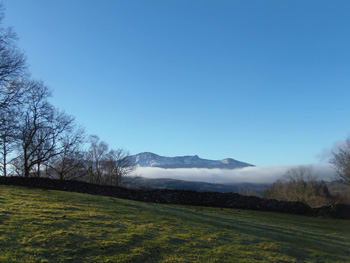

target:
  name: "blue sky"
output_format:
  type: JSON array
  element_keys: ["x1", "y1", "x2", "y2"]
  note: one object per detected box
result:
[{"x1": 3, "y1": 0, "x2": 350, "y2": 166}]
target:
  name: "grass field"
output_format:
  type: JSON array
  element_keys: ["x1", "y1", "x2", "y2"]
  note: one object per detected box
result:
[{"x1": 0, "y1": 185, "x2": 349, "y2": 262}]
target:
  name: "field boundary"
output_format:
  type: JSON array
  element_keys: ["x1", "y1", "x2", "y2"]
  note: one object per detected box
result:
[{"x1": 1, "y1": 176, "x2": 349, "y2": 219}]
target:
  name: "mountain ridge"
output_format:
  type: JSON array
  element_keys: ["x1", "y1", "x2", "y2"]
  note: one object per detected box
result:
[{"x1": 128, "y1": 152, "x2": 254, "y2": 169}]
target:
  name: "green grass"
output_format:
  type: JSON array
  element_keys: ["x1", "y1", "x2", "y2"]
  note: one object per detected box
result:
[{"x1": 0, "y1": 185, "x2": 349, "y2": 262}]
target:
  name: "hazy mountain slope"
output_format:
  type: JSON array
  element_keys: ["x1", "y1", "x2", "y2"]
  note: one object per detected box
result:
[
  {"x1": 128, "y1": 152, "x2": 254, "y2": 169},
  {"x1": 136, "y1": 177, "x2": 269, "y2": 195}
]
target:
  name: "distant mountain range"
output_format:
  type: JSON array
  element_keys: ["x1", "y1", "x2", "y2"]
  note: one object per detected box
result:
[{"x1": 128, "y1": 152, "x2": 254, "y2": 169}]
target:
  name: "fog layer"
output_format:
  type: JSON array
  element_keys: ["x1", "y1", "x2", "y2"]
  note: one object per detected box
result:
[{"x1": 135, "y1": 164, "x2": 333, "y2": 184}]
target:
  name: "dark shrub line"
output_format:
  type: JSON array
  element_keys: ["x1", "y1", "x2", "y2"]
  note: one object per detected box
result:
[{"x1": 1, "y1": 177, "x2": 349, "y2": 219}]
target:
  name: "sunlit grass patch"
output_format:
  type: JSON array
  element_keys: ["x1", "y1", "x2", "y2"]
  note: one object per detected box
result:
[{"x1": 0, "y1": 185, "x2": 349, "y2": 262}]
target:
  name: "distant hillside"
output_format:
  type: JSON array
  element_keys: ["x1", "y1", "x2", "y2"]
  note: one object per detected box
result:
[
  {"x1": 128, "y1": 152, "x2": 254, "y2": 169},
  {"x1": 136, "y1": 177, "x2": 269, "y2": 196}
]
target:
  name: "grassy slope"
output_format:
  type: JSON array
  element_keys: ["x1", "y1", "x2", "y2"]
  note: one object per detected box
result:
[{"x1": 0, "y1": 186, "x2": 349, "y2": 263}]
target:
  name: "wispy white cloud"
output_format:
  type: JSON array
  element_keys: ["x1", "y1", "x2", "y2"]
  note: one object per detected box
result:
[
  {"x1": 317, "y1": 140, "x2": 345, "y2": 163},
  {"x1": 135, "y1": 164, "x2": 333, "y2": 184}
]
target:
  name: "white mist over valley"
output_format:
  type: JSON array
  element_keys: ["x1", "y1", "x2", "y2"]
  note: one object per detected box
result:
[{"x1": 130, "y1": 152, "x2": 333, "y2": 184}]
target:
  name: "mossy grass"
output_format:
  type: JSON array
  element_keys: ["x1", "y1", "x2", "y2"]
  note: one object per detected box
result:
[{"x1": 0, "y1": 185, "x2": 349, "y2": 262}]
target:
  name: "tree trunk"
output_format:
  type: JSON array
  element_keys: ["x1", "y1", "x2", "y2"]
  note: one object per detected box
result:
[
  {"x1": 37, "y1": 162, "x2": 41, "y2": 177},
  {"x1": 24, "y1": 162, "x2": 29, "y2": 177},
  {"x1": 24, "y1": 149, "x2": 29, "y2": 177},
  {"x1": 3, "y1": 151, "x2": 7, "y2": 177},
  {"x1": 2, "y1": 144, "x2": 6, "y2": 177}
]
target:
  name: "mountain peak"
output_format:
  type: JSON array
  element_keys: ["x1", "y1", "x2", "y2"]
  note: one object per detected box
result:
[{"x1": 128, "y1": 152, "x2": 253, "y2": 169}]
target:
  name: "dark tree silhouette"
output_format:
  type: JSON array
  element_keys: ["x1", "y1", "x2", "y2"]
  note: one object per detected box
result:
[{"x1": 17, "y1": 80, "x2": 75, "y2": 177}]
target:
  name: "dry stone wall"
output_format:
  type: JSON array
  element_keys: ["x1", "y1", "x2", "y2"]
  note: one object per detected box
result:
[{"x1": 0, "y1": 177, "x2": 349, "y2": 219}]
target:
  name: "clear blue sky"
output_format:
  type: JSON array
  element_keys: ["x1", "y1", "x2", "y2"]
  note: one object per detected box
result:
[{"x1": 3, "y1": 0, "x2": 350, "y2": 166}]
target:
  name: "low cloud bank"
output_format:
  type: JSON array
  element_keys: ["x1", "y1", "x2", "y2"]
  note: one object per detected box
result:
[{"x1": 135, "y1": 164, "x2": 334, "y2": 184}]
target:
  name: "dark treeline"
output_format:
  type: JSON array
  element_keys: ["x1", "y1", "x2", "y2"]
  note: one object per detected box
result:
[{"x1": 0, "y1": 6, "x2": 135, "y2": 186}]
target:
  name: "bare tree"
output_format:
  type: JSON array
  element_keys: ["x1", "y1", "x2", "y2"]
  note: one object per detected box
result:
[
  {"x1": 330, "y1": 137, "x2": 350, "y2": 186},
  {"x1": 0, "y1": 4, "x2": 26, "y2": 110},
  {"x1": 84, "y1": 135, "x2": 136, "y2": 186},
  {"x1": 31, "y1": 109, "x2": 75, "y2": 177},
  {"x1": 0, "y1": 3, "x2": 27, "y2": 176},
  {"x1": 18, "y1": 80, "x2": 52, "y2": 177},
  {"x1": 16, "y1": 79, "x2": 75, "y2": 177},
  {"x1": 0, "y1": 109, "x2": 18, "y2": 176},
  {"x1": 47, "y1": 126, "x2": 86, "y2": 180},
  {"x1": 0, "y1": 78, "x2": 27, "y2": 111},
  {"x1": 103, "y1": 148, "x2": 136, "y2": 186},
  {"x1": 85, "y1": 135, "x2": 108, "y2": 184},
  {"x1": 264, "y1": 180, "x2": 287, "y2": 200},
  {"x1": 264, "y1": 166, "x2": 331, "y2": 207},
  {"x1": 0, "y1": 80, "x2": 30, "y2": 176},
  {"x1": 0, "y1": 27, "x2": 26, "y2": 88},
  {"x1": 284, "y1": 166, "x2": 316, "y2": 201}
]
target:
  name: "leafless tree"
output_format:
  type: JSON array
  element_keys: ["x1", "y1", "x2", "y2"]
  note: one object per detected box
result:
[
  {"x1": 103, "y1": 148, "x2": 136, "y2": 186},
  {"x1": 84, "y1": 135, "x2": 136, "y2": 186},
  {"x1": 264, "y1": 166, "x2": 331, "y2": 207},
  {"x1": 0, "y1": 4, "x2": 26, "y2": 110},
  {"x1": 0, "y1": 78, "x2": 27, "y2": 111},
  {"x1": 85, "y1": 135, "x2": 109, "y2": 184},
  {"x1": 16, "y1": 80, "x2": 75, "y2": 177},
  {"x1": 284, "y1": 166, "x2": 316, "y2": 200},
  {"x1": 0, "y1": 109, "x2": 18, "y2": 176},
  {"x1": 0, "y1": 80, "x2": 30, "y2": 176},
  {"x1": 330, "y1": 137, "x2": 350, "y2": 186},
  {"x1": 264, "y1": 180, "x2": 287, "y2": 200},
  {"x1": 46, "y1": 126, "x2": 86, "y2": 180},
  {"x1": 31, "y1": 109, "x2": 75, "y2": 177},
  {"x1": 0, "y1": 28, "x2": 26, "y2": 88},
  {"x1": 0, "y1": 4, "x2": 27, "y2": 176}
]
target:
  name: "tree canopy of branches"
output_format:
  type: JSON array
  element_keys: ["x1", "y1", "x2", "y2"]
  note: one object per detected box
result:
[
  {"x1": 85, "y1": 135, "x2": 136, "y2": 186},
  {"x1": 46, "y1": 126, "x2": 85, "y2": 181},
  {"x1": 264, "y1": 166, "x2": 331, "y2": 207},
  {"x1": 0, "y1": 24, "x2": 25, "y2": 88},
  {"x1": 0, "y1": 4, "x2": 27, "y2": 177},
  {"x1": 330, "y1": 137, "x2": 350, "y2": 186},
  {"x1": 0, "y1": 4, "x2": 135, "y2": 187},
  {"x1": 11, "y1": 80, "x2": 75, "y2": 178},
  {"x1": 0, "y1": 5, "x2": 26, "y2": 109}
]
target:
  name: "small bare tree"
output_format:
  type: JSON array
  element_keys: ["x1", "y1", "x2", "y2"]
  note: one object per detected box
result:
[
  {"x1": 264, "y1": 166, "x2": 331, "y2": 207},
  {"x1": 103, "y1": 148, "x2": 136, "y2": 187},
  {"x1": 264, "y1": 179, "x2": 291, "y2": 201},
  {"x1": 330, "y1": 137, "x2": 350, "y2": 186},
  {"x1": 84, "y1": 135, "x2": 136, "y2": 186},
  {"x1": 47, "y1": 126, "x2": 86, "y2": 180},
  {"x1": 0, "y1": 108, "x2": 19, "y2": 176},
  {"x1": 85, "y1": 135, "x2": 108, "y2": 184}
]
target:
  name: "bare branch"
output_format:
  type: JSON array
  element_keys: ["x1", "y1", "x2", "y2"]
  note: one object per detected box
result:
[{"x1": 330, "y1": 137, "x2": 350, "y2": 185}]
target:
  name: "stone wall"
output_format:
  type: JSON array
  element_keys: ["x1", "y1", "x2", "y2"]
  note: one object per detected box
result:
[{"x1": 0, "y1": 177, "x2": 349, "y2": 219}]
